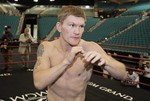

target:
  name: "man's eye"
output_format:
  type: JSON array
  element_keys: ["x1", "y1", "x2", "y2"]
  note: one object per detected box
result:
[
  {"x1": 70, "y1": 24, "x2": 75, "y2": 27},
  {"x1": 80, "y1": 25, "x2": 85, "y2": 28}
]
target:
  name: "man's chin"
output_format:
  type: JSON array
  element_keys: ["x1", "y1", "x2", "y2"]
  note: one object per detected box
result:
[
  {"x1": 69, "y1": 39, "x2": 81, "y2": 46},
  {"x1": 70, "y1": 44, "x2": 78, "y2": 46},
  {"x1": 70, "y1": 42, "x2": 80, "y2": 46}
]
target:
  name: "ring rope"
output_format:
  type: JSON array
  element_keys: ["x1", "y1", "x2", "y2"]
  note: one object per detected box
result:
[
  {"x1": 111, "y1": 54, "x2": 150, "y2": 61},
  {"x1": 93, "y1": 69, "x2": 150, "y2": 87},
  {"x1": 1, "y1": 40, "x2": 150, "y2": 50},
  {"x1": 0, "y1": 52, "x2": 37, "y2": 56},
  {"x1": 0, "y1": 60, "x2": 36, "y2": 65},
  {"x1": 0, "y1": 45, "x2": 38, "y2": 48},
  {"x1": 99, "y1": 43, "x2": 150, "y2": 50},
  {"x1": 126, "y1": 66, "x2": 150, "y2": 73}
]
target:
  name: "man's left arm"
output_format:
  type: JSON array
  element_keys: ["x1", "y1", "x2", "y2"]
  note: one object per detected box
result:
[{"x1": 87, "y1": 42, "x2": 127, "y2": 80}]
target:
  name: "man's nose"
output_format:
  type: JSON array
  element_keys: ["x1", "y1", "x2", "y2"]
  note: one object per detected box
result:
[{"x1": 74, "y1": 27, "x2": 80, "y2": 34}]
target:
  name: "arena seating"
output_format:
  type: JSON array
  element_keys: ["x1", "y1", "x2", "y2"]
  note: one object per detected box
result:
[
  {"x1": 84, "y1": 17, "x2": 100, "y2": 32},
  {"x1": 103, "y1": 17, "x2": 150, "y2": 54},
  {"x1": 121, "y1": 1, "x2": 150, "y2": 16},
  {"x1": 37, "y1": 16, "x2": 57, "y2": 39},
  {"x1": 82, "y1": 15, "x2": 139, "y2": 42}
]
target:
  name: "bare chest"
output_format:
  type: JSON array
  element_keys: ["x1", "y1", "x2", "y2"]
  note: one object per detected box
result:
[
  {"x1": 51, "y1": 52, "x2": 92, "y2": 76},
  {"x1": 49, "y1": 52, "x2": 93, "y2": 96}
]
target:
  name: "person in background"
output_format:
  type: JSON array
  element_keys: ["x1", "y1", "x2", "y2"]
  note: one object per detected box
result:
[
  {"x1": 121, "y1": 69, "x2": 140, "y2": 88},
  {"x1": 18, "y1": 27, "x2": 34, "y2": 70},
  {"x1": 140, "y1": 61, "x2": 150, "y2": 90},
  {"x1": 33, "y1": 6, "x2": 127, "y2": 101},
  {"x1": 128, "y1": 70, "x2": 140, "y2": 88},
  {"x1": 0, "y1": 25, "x2": 14, "y2": 72},
  {"x1": 143, "y1": 62, "x2": 150, "y2": 78}
]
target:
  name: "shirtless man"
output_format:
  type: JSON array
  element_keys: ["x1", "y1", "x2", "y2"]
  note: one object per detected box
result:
[{"x1": 33, "y1": 6, "x2": 127, "y2": 101}]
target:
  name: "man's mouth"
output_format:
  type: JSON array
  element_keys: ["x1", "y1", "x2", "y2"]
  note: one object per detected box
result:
[{"x1": 72, "y1": 37, "x2": 80, "y2": 39}]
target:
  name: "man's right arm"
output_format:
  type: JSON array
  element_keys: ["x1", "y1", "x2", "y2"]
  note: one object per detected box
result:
[{"x1": 33, "y1": 42, "x2": 70, "y2": 90}]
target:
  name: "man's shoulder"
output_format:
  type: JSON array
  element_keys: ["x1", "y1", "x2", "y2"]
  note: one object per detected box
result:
[
  {"x1": 81, "y1": 40, "x2": 103, "y2": 51},
  {"x1": 81, "y1": 39, "x2": 97, "y2": 47},
  {"x1": 19, "y1": 33, "x2": 24, "y2": 36},
  {"x1": 40, "y1": 41, "x2": 55, "y2": 49},
  {"x1": 40, "y1": 41, "x2": 52, "y2": 45}
]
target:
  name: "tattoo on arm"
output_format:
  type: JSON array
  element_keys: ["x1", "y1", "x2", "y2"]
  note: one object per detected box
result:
[
  {"x1": 37, "y1": 44, "x2": 44, "y2": 57},
  {"x1": 34, "y1": 44, "x2": 44, "y2": 69}
]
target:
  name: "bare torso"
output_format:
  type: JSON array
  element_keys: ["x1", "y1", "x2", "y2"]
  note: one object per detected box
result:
[{"x1": 47, "y1": 40, "x2": 93, "y2": 101}]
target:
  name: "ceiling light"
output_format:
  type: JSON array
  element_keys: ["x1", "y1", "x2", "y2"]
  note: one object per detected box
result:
[
  {"x1": 33, "y1": 0, "x2": 38, "y2": 2},
  {"x1": 50, "y1": 0, "x2": 55, "y2": 2}
]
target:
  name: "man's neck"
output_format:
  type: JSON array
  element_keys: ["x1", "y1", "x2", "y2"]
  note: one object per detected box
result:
[{"x1": 58, "y1": 39, "x2": 72, "y2": 53}]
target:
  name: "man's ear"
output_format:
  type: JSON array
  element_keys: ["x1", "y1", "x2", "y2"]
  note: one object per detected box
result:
[{"x1": 56, "y1": 22, "x2": 62, "y2": 33}]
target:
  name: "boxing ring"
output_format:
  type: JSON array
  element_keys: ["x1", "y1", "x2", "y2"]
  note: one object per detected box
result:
[{"x1": 0, "y1": 41, "x2": 150, "y2": 101}]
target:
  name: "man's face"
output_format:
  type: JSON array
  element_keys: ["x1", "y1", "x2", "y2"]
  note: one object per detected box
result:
[
  {"x1": 58, "y1": 15, "x2": 85, "y2": 46},
  {"x1": 6, "y1": 28, "x2": 11, "y2": 32},
  {"x1": 24, "y1": 28, "x2": 29, "y2": 34}
]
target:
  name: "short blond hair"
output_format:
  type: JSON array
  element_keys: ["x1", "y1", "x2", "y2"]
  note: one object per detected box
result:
[{"x1": 58, "y1": 6, "x2": 86, "y2": 23}]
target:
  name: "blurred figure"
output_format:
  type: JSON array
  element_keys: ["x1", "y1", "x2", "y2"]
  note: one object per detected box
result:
[
  {"x1": 143, "y1": 62, "x2": 150, "y2": 78},
  {"x1": 18, "y1": 27, "x2": 34, "y2": 70},
  {"x1": 140, "y1": 61, "x2": 150, "y2": 90},
  {"x1": 121, "y1": 70, "x2": 140, "y2": 88},
  {"x1": 0, "y1": 25, "x2": 14, "y2": 72},
  {"x1": 128, "y1": 70, "x2": 140, "y2": 88},
  {"x1": 138, "y1": 59, "x2": 144, "y2": 69}
]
